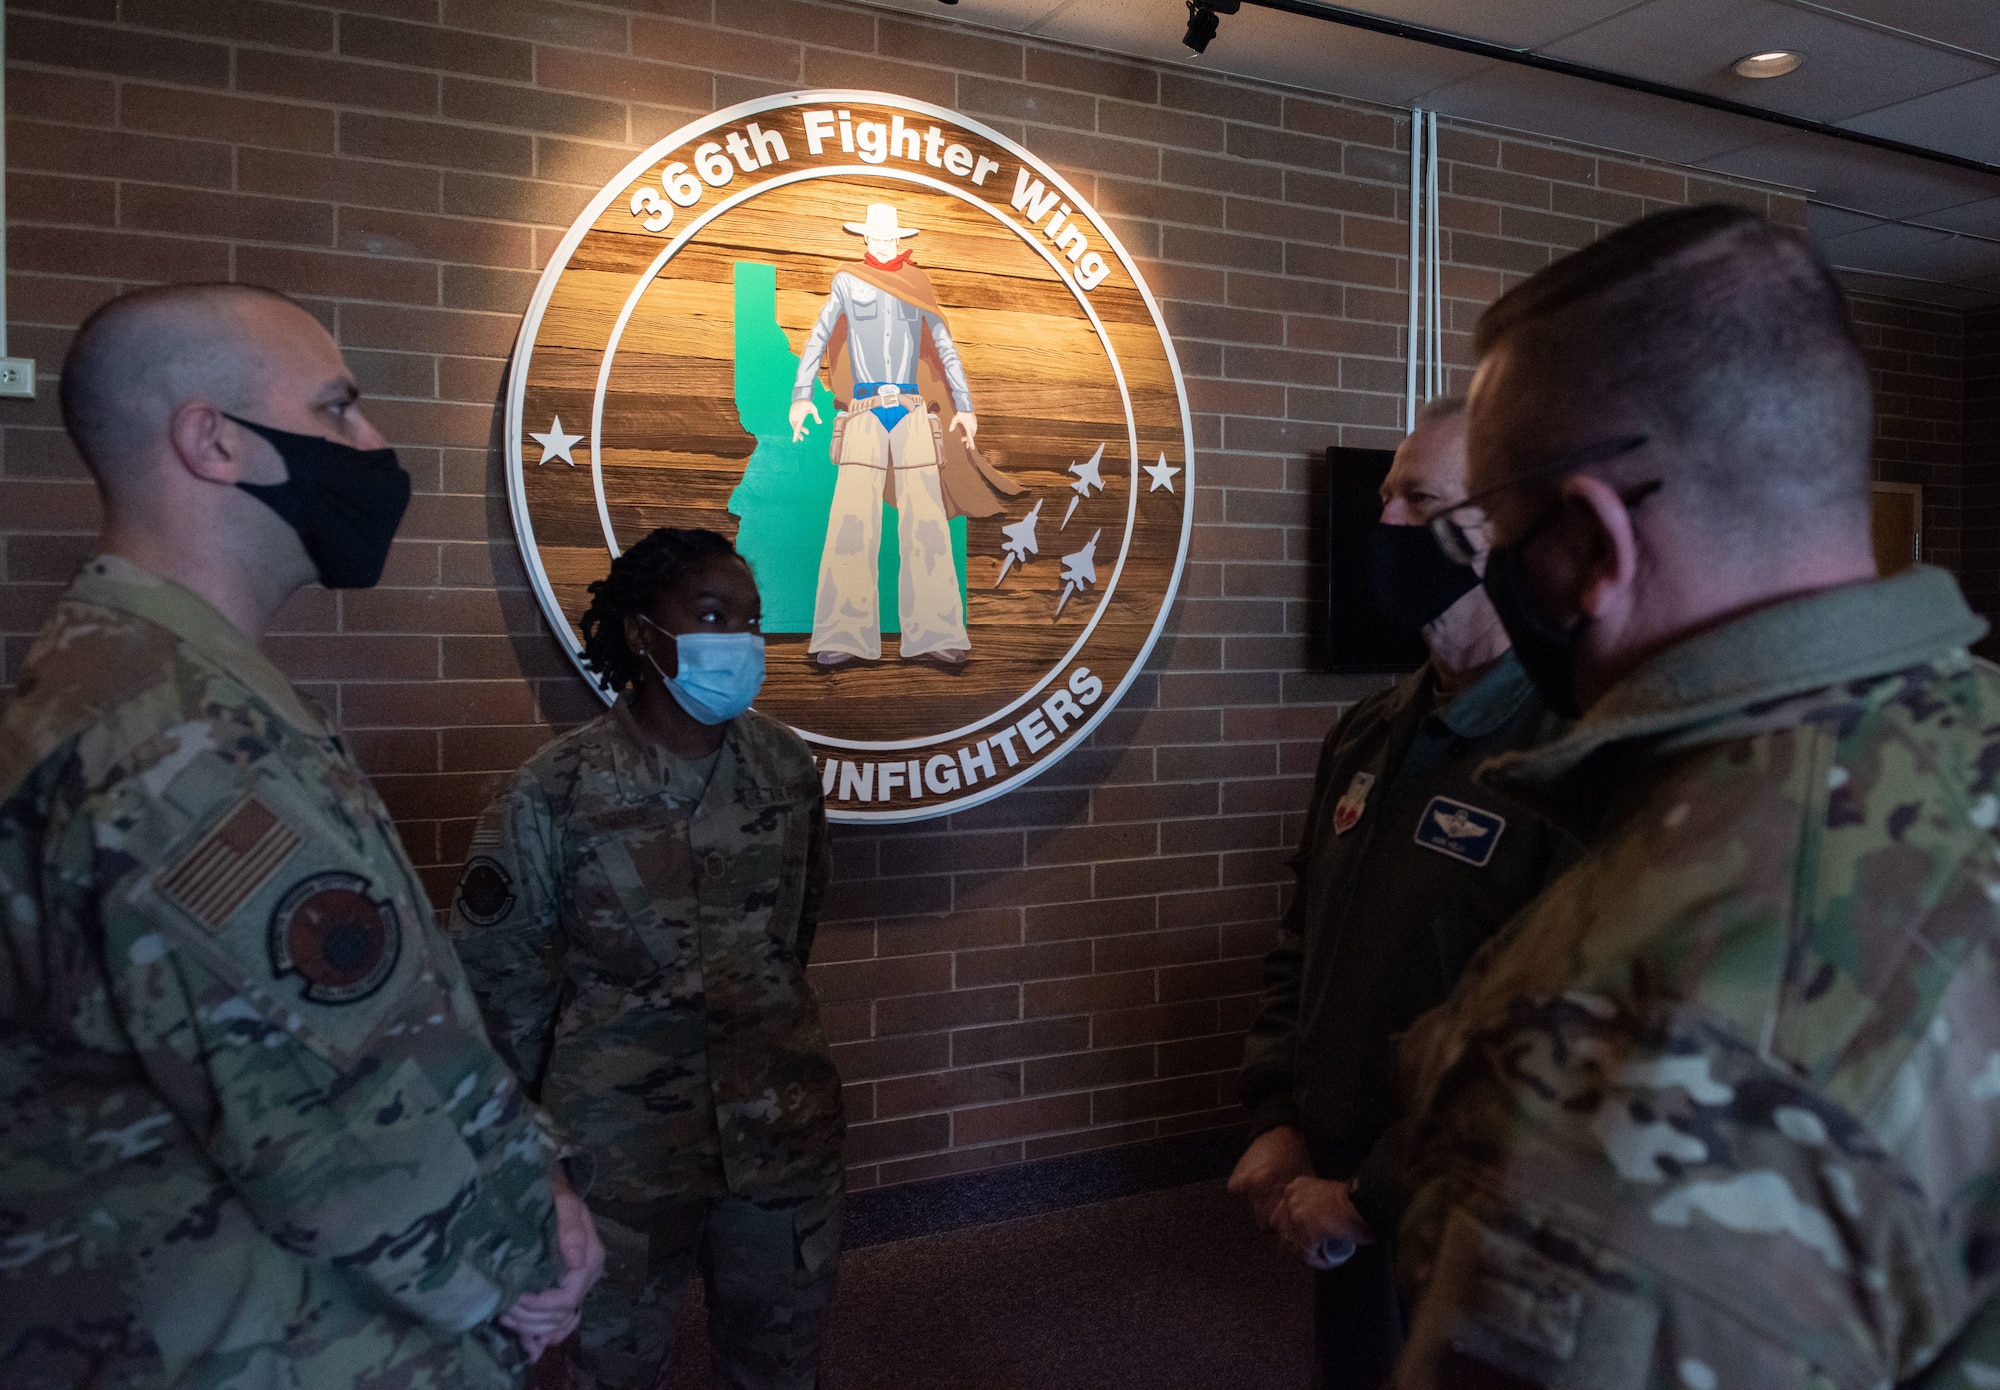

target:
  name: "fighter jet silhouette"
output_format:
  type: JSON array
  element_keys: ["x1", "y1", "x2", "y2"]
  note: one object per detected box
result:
[
  {"x1": 994, "y1": 498, "x2": 1043, "y2": 587},
  {"x1": 1056, "y1": 530, "x2": 1100, "y2": 617},
  {"x1": 1061, "y1": 443, "x2": 1105, "y2": 529}
]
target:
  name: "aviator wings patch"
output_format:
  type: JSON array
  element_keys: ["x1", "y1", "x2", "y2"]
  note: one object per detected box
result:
[{"x1": 1413, "y1": 795, "x2": 1507, "y2": 867}]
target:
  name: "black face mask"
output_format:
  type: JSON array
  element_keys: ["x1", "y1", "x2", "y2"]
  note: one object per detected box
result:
[
  {"x1": 227, "y1": 413, "x2": 411, "y2": 589},
  {"x1": 1482, "y1": 541, "x2": 1583, "y2": 719},
  {"x1": 1364, "y1": 522, "x2": 1480, "y2": 631}
]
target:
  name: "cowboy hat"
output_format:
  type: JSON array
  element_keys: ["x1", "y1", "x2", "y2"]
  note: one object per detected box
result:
[{"x1": 843, "y1": 203, "x2": 920, "y2": 239}]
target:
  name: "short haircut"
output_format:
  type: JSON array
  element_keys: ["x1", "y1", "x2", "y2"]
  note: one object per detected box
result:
[
  {"x1": 579, "y1": 527, "x2": 746, "y2": 692},
  {"x1": 1473, "y1": 205, "x2": 1872, "y2": 526},
  {"x1": 60, "y1": 282, "x2": 295, "y2": 476},
  {"x1": 1413, "y1": 395, "x2": 1466, "y2": 429}
]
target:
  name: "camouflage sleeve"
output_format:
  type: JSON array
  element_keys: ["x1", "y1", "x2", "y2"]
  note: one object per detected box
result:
[
  {"x1": 795, "y1": 779, "x2": 832, "y2": 967},
  {"x1": 76, "y1": 731, "x2": 565, "y2": 1339},
  {"x1": 1239, "y1": 723, "x2": 1347, "y2": 1137},
  {"x1": 449, "y1": 773, "x2": 565, "y2": 1090},
  {"x1": 1394, "y1": 984, "x2": 1964, "y2": 1390}
]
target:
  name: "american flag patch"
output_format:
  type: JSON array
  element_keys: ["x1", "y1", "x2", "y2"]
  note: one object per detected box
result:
[{"x1": 157, "y1": 797, "x2": 303, "y2": 933}]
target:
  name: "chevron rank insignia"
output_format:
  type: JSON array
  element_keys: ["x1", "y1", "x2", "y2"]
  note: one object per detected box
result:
[{"x1": 1414, "y1": 795, "x2": 1506, "y2": 867}]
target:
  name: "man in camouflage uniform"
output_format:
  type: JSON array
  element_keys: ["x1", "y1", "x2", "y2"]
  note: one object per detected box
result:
[
  {"x1": 451, "y1": 563, "x2": 843, "y2": 1390},
  {"x1": 0, "y1": 284, "x2": 599, "y2": 1388},
  {"x1": 1390, "y1": 207, "x2": 2000, "y2": 1389}
]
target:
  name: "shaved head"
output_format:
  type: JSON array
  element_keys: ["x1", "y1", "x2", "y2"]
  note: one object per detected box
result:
[
  {"x1": 1469, "y1": 206, "x2": 1872, "y2": 551},
  {"x1": 60, "y1": 283, "x2": 302, "y2": 481}
]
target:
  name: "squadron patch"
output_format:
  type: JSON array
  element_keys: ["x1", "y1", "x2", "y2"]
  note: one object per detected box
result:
[
  {"x1": 158, "y1": 796, "x2": 303, "y2": 933},
  {"x1": 1332, "y1": 772, "x2": 1376, "y2": 836},
  {"x1": 1414, "y1": 795, "x2": 1507, "y2": 867},
  {"x1": 456, "y1": 856, "x2": 516, "y2": 925},
  {"x1": 268, "y1": 871, "x2": 401, "y2": 1005}
]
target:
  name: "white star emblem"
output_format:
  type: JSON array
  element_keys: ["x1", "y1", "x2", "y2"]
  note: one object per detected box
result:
[
  {"x1": 1144, "y1": 453, "x2": 1180, "y2": 493},
  {"x1": 529, "y1": 415, "x2": 583, "y2": 467}
]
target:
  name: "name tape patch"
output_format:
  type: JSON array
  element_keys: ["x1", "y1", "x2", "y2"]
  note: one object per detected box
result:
[{"x1": 1414, "y1": 795, "x2": 1507, "y2": 867}]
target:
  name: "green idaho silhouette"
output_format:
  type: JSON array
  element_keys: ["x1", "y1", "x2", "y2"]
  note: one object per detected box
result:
[{"x1": 728, "y1": 260, "x2": 967, "y2": 635}]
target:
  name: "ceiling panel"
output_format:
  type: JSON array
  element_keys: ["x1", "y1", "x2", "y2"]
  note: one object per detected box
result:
[
  {"x1": 1268, "y1": 0, "x2": 1653, "y2": 50},
  {"x1": 1840, "y1": 73, "x2": 2000, "y2": 165},
  {"x1": 1416, "y1": 61, "x2": 1777, "y2": 164},
  {"x1": 1540, "y1": 0, "x2": 1993, "y2": 123},
  {"x1": 1031, "y1": 0, "x2": 1492, "y2": 105},
  {"x1": 1806, "y1": 203, "x2": 1885, "y2": 239},
  {"x1": 1801, "y1": 0, "x2": 2000, "y2": 63},
  {"x1": 1700, "y1": 130, "x2": 1998, "y2": 216},
  {"x1": 1915, "y1": 195, "x2": 2000, "y2": 237}
]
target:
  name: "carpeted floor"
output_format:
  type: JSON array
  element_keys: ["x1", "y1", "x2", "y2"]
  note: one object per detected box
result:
[{"x1": 657, "y1": 1178, "x2": 1314, "y2": 1390}]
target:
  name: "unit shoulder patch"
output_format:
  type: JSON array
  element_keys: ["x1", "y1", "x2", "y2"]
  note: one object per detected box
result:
[
  {"x1": 1414, "y1": 795, "x2": 1507, "y2": 867},
  {"x1": 456, "y1": 855, "x2": 516, "y2": 925},
  {"x1": 268, "y1": 871, "x2": 402, "y2": 1005},
  {"x1": 157, "y1": 795, "x2": 304, "y2": 933},
  {"x1": 1333, "y1": 771, "x2": 1376, "y2": 836}
]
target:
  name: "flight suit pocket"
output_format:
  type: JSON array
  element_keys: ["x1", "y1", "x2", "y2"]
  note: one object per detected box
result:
[{"x1": 1404, "y1": 1207, "x2": 1657, "y2": 1390}]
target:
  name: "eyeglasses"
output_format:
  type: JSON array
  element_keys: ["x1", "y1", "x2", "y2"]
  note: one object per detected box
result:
[{"x1": 1429, "y1": 433, "x2": 1652, "y2": 566}]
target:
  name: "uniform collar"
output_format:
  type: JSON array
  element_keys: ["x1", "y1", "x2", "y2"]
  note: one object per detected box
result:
[
  {"x1": 1433, "y1": 651, "x2": 1538, "y2": 740},
  {"x1": 1485, "y1": 565, "x2": 1985, "y2": 802},
  {"x1": 68, "y1": 554, "x2": 327, "y2": 735},
  {"x1": 608, "y1": 691, "x2": 735, "y2": 805}
]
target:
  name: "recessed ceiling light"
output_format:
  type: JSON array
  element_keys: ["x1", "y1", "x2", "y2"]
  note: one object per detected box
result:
[{"x1": 1734, "y1": 50, "x2": 1804, "y2": 79}]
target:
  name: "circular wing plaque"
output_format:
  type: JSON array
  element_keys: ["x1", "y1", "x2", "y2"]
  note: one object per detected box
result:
[{"x1": 506, "y1": 90, "x2": 1194, "y2": 822}]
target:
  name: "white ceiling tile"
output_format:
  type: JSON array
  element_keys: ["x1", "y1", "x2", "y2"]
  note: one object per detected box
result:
[
  {"x1": 1700, "y1": 130, "x2": 2000, "y2": 215},
  {"x1": 1540, "y1": 0, "x2": 1994, "y2": 123},
  {"x1": 1834, "y1": 267, "x2": 2000, "y2": 307},
  {"x1": 1915, "y1": 195, "x2": 2000, "y2": 237},
  {"x1": 1840, "y1": 73, "x2": 2000, "y2": 166},
  {"x1": 1802, "y1": 0, "x2": 2000, "y2": 63},
  {"x1": 1416, "y1": 61, "x2": 1777, "y2": 163},
  {"x1": 1279, "y1": 0, "x2": 1657, "y2": 50},
  {"x1": 1031, "y1": 0, "x2": 1492, "y2": 105},
  {"x1": 1806, "y1": 204, "x2": 1884, "y2": 238}
]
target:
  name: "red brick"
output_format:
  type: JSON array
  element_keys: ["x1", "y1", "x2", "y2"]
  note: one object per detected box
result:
[
  {"x1": 809, "y1": 953, "x2": 953, "y2": 1004},
  {"x1": 950, "y1": 1016, "x2": 1088, "y2": 1067},
  {"x1": 1092, "y1": 1001, "x2": 1220, "y2": 1048},
  {"x1": 845, "y1": 1114, "x2": 949, "y2": 1165},
  {"x1": 12, "y1": 119, "x2": 232, "y2": 189},
  {"x1": 341, "y1": 112, "x2": 534, "y2": 175},
  {"x1": 875, "y1": 986, "x2": 1019, "y2": 1036},
  {"x1": 121, "y1": 85, "x2": 336, "y2": 153},
  {"x1": 341, "y1": 16, "x2": 535, "y2": 81},
  {"x1": 11, "y1": 226, "x2": 230, "y2": 283},
  {"x1": 121, "y1": 187, "x2": 334, "y2": 246},
  {"x1": 829, "y1": 1033, "x2": 950, "y2": 1083},
  {"x1": 13, "y1": 14, "x2": 229, "y2": 86},
  {"x1": 441, "y1": 77, "x2": 624, "y2": 139},
  {"x1": 955, "y1": 940, "x2": 1092, "y2": 987},
  {"x1": 631, "y1": 16, "x2": 800, "y2": 79},
  {"x1": 237, "y1": 49, "x2": 440, "y2": 116},
  {"x1": 721, "y1": 0, "x2": 874, "y2": 52},
  {"x1": 444, "y1": 0, "x2": 630, "y2": 51},
  {"x1": 7, "y1": 70, "x2": 116, "y2": 124},
  {"x1": 953, "y1": 1093, "x2": 1090, "y2": 1146},
  {"x1": 533, "y1": 46, "x2": 715, "y2": 106},
  {"x1": 1023, "y1": 1045, "x2": 1155, "y2": 1095},
  {"x1": 122, "y1": 0, "x2": 334, "y2": 48},
  {"x1": 876, "y1": 1064, "x2": 1022, "y2": 1117}
]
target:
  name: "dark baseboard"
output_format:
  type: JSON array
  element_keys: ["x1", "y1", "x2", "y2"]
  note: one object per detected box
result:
[{"x1": 844, "y1": 1123, "x2": 1249, "y2": 1249}]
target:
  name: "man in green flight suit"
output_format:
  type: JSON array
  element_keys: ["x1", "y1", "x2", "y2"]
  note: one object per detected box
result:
[
  {"x1": 451, "y1": 528, "x2": 843, "y2": 1390},
  {"x1": 1231, "y1": 397, "x2": 1573, "y2": 1390},
  {"x1": 0, "y1": 284, "x2": 602, "y2": 1388},
  {"x1": 1391, "y1": 207, "x2": 2000, "y2": 1389}
]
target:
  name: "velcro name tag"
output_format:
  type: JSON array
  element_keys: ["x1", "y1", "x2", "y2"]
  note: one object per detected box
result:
[
  {"x1": 157, "y1": 796, "x2": 304, "y2": 933},
  {"x1": 1414, "y1": 795, "x2": 1507, "y2": 867}
]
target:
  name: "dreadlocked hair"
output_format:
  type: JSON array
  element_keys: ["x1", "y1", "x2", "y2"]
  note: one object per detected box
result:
[{"x1": 578, "y1": 527, "x2": 742, "y2": 692}]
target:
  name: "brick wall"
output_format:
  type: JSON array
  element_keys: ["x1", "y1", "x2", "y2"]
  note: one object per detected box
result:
[
  {"x1": 5, "y1": 0, "x2": 1845, "y2": 1188},
  {"x1": 1964, "y1": 306, "x2": 2000, "y2": 647},
  {"x1": 1855, "y1": 293, "x2": 1965, "y2": 580}
]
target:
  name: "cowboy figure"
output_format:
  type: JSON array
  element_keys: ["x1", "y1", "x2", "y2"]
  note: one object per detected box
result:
[{"x1": 789, "y1": 202, "x2": 1018, "y2": 669}]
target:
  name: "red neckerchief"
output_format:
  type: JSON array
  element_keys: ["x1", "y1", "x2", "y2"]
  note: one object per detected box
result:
[{"x1": 865, "y1": 250, "x2": 914, "y2": 272}]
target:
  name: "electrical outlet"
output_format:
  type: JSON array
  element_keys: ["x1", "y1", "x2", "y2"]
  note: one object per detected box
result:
[{"x1": 0, "y1": 359, "x2": 35, "y2": 400}]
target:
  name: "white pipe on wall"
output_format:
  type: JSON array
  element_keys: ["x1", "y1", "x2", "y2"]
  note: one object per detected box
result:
[{"x1": 1405, "y1": 109, "x2": 1423, "y2": 432}]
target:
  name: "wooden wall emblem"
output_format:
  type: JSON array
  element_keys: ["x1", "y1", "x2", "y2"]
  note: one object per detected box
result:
[{"x1": 506, "y1": 90, "x2": 1194, "y2": 822}]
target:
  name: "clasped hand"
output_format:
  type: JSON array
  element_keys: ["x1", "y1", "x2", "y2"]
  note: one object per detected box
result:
[
  {"x1": 1227, "y1": 1126, "x2": 1373, "y2": 1270},
  {"x1": 498, "y1": 1186, "x2": 606, "y2": 1362}
]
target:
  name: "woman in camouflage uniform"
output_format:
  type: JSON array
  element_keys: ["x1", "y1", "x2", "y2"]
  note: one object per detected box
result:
[{"x1": 450, "y1": 528, "x2": 844, "y2": 1390}]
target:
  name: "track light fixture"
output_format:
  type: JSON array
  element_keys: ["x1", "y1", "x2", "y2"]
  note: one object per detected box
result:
[{"x1": 1183, "y1": 0, "x2": 1240, "y2": 56}]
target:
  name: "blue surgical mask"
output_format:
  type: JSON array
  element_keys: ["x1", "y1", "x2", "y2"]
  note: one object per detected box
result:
[{"x1": 639, "y1": 617, "x2": 766, "y2": 725}]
